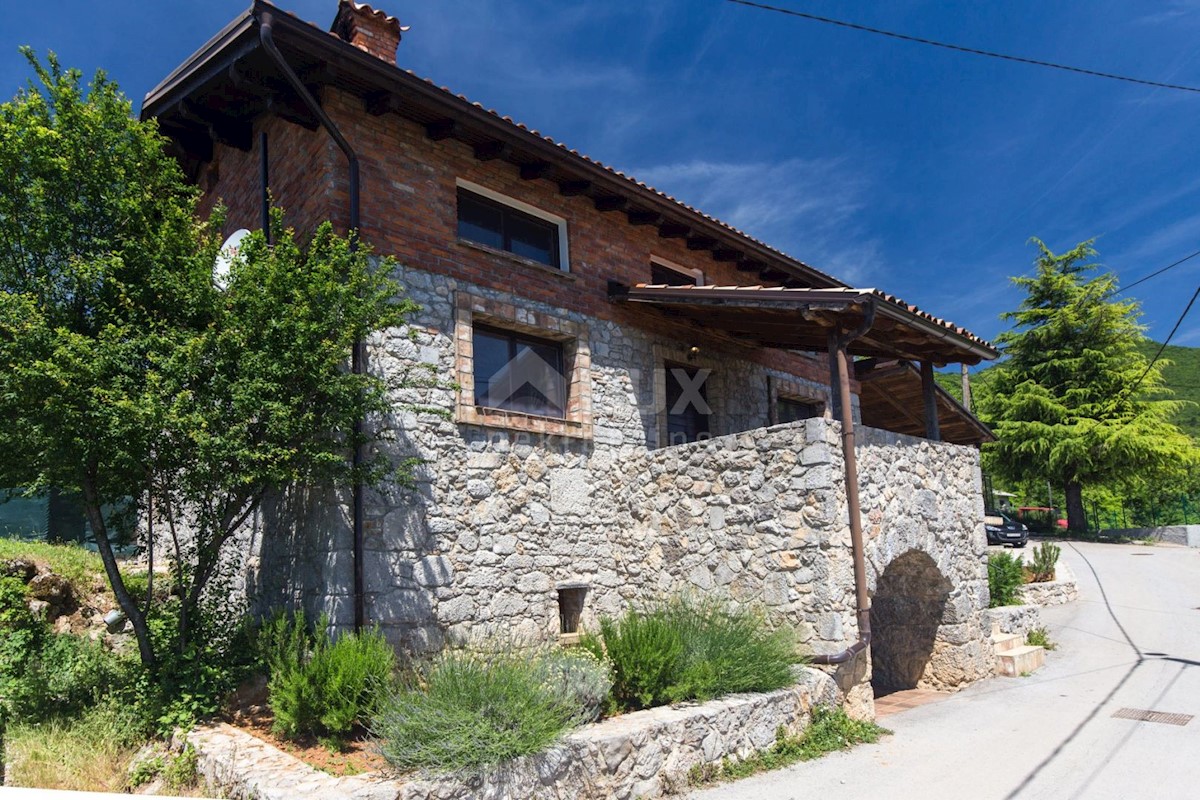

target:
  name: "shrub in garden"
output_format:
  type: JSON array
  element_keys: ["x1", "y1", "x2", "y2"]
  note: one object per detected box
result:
[
  {"x1": 259, "y1": 610, "x2": 395, "y2": 744},
  {"x1": 581, "y1": 595, "x2": 797, "y2": 711},
  {"x1": 580, "y1": 605, "x2": 684, "y2": 710},
  {"x1": 1025, "y1": 626, "x2": 1058, "y2": 651},
  {"x1": 375, "y1": 645, "x2": 602, "y2": 773},
  {"x1": 533, "y1": 647, "x2": 612, "y2": 723},
  {"x1": 1028, "y1": 542, "x2": 1061, "y2": 583},
  {"x1": 988, "y1": 552, "x2": 1025, "y2": 608}
]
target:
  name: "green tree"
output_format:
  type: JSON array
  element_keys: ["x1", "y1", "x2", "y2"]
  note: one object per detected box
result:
[
  {"x1": 0, "y1": 52, "x2": 411, "y2": 668},
  {"x1": 980, "y1": 239, "x2": 1196, "y2": 531}
]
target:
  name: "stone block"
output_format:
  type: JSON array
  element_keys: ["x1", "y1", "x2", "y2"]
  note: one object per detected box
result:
[{"x1": 415, "y1": 555, "x2": 453, "y2": 586}]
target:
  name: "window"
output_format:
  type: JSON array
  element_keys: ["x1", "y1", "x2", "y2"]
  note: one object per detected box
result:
[
  {"x1": 473, "y1": 324, "x2": 566, "y2": 418},
  {"x1": 650, "y1": 258, "x2": 703, "y2": 287},
  {"x1": 457, "y1": 186, "x2": 562, "y2": 269},
  {"x1": 665, "y1": 363, "x2": 711, "y2": 445},
  {"x1": 777, "y1": 397, "x2": 822, "y2": 424},
  {"x1": 455, "y1": 293, "x2": 592, "y2": 439}
]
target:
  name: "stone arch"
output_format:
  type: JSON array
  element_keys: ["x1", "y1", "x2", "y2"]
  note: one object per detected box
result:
[{"x1": 869, "y1": 549, "x2": 953, "y2": 695}]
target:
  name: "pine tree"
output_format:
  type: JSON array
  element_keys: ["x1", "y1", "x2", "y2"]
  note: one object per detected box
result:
[{"x1": 981, "y1": 239, "x2": 1196, "y2": 531}]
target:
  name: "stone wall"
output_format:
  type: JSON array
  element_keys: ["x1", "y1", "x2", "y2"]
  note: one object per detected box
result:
[
  {"x1": 244, "y1": 264, "x2": 992, "y2": 713},
  {"x1": 856, "y1": 428, "x2": 991, "y2": 698},
  {"x1": 189, "y1": 668, "x2": 841, "y2": 800},
  {"x1": 986, "y1": 604, "x2": 1043, "y2": 640},
  {"x1": 1100, "y1": 525, "x2": 1200, "y2": 547},
  {"x1": 252, "y1": 263, "x2": 834, "y2": 648}
]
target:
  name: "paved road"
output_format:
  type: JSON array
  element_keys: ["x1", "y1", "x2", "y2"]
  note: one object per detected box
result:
[{"x1": 688, "y1": 541, "x2": 1200, "y2": 800}]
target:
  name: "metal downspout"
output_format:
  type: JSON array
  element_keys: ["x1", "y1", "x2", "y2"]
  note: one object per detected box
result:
[
  {"x1": 259, "y1": 11, "x2": 366, "y2": 632},
  {"x1": 811, "y1": 301, "x2": 876, "y2": 666}
]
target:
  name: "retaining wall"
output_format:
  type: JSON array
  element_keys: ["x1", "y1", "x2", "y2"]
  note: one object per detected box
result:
[
  {"x1": 1099, "y1": 525, "x2": 1200, "y2": 547},
  {"x1": 189, "y1": 669, "x2": 840, "y2": 800}
]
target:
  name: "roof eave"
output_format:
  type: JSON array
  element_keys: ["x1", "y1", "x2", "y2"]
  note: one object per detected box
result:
[
  {"x1": 138, "y1": 1, "x2": 845, "y2": 291},
  {"x1": 141, "y1": 5, "x2": 259, "y2": 119}
]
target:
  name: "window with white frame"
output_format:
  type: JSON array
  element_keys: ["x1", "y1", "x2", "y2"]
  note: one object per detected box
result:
[
  {"x1": 650, "y1": 256, "x2": 703, "y2": 287},
  {"x1": 455, "y1": 179, "x2": 569, "y2": 270}
]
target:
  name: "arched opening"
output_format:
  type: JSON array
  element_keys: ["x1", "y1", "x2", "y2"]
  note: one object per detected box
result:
[{"x1": 870, "y1": 549, "x2": 952, "y2": 696}]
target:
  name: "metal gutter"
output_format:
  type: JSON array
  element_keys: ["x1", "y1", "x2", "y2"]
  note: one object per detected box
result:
[
  {"x1": 810, "y1": 302, "x2": 876, "y2": 667},
  {"x1": 259, "y1": 8, "x2": 367, "y2": 633}
]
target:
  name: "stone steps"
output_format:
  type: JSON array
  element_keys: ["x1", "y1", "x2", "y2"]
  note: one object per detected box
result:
[
  {"x1": 992, "y1": 632, "x2": 1022, "y2": 653},
  {"x1": 996, "y1": 644, "x2": 1045, "y2": 677},
  {"x1": 991, "y1": 631, "x2": 1045, "y2": 676}
]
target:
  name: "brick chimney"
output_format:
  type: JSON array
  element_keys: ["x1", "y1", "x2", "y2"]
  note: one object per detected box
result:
[{"x1": 331, "y1": 1, "x2": 407, "y2": 65}]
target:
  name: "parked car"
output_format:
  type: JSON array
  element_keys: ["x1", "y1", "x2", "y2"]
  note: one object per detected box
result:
[{"x1": 985, "y1": 509, "x2": 1029, "y2": 547}]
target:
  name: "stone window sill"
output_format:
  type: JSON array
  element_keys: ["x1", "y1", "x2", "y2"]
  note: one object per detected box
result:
[
  {"x1": 456, "y1": 238, "x2": 577, "y2": 282},
  {"x1": 459, "y1": 404, "x2": 592, "y2": 440}
]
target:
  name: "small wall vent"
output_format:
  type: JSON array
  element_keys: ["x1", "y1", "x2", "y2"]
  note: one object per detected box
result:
[{"x1": 557, "y1": 583, "x2": 589, "y2": 641}]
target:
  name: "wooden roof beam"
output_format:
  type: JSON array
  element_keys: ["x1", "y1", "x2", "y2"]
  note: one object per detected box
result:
[
  {"x1": 713, "y1": 248, "x2": 743, "y2": 262},
  {"x1": 594, "y1": 195, "x2": 628, "y2": 212},
  {"x1": 558, "y1": 179, "x2": 592, "y2": 196},
  {"x1": 473, "y1": 140, "x2": 511, "y2": 161},
  {"x1": 686, "y1": 236, "x2": 718, "y2": 251},
  {"x1": 658, "y1": 222, "x2": 690, "y2": 239},
  {"x1": 179, "y1": 100, "x2": 252, "y2": 152},
  {"x1": 364, "y1": 90, "x2": 400, "y2": 116},
  {"x1": 627, "y1": 210, "x2": 663, "y2": 226},
  {"x1": 520, "y1": 161, "x2": 552, "y2": 180},
  {"x1": 425, "y1": 118, "x2": 460, "y2": 140}
]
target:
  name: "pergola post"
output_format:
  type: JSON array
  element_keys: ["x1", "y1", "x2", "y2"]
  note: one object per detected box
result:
[
  {"x1": 920, "y1": 360, "x2": 941, "y2": 441},
  {"x1": 828, "y1": 331, "x2": 841, "y2": 419}
]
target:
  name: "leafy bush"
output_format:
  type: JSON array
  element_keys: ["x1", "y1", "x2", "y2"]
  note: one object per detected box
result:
[
  {"x1": 581, "y1": 596, "x2": 796, "y2": 711},
  {"x1": 988, "y1": 552, "x2": 1025, "y2": 607},
  {"x1": 580, "y1": 606, "x2": 684, "y2": 710},
  {"x1": 5, "y1": 632, "x2": 133, "y2": 722},
  {"x1": 375, "y1": 646, "x2": 595, "y2": 773},
  {"x1": 1028, "y1": 542, "x2": 1060, "y2": 583},
  {"x1": 1026, "y1": 626, "x2": 1058, "y2": 651},
  {"x1": 259, "y1": 610, "x2": 395, "y2": 743},
  {"x1": 136, "y1": 603, "x2": 259, "y2": 734}
]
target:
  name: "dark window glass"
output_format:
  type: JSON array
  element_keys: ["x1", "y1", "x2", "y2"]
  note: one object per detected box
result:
[
  {"x1": 472, "y1": 325, "x2": 566, "y2": 418},
  {"x1": 778, "y1": 397, "x2": 821, "y2": 424},
  {"x1": 651, "y1": 262, "x2": 699, "y2": 287},
  {"x1": 665, "y1": 363, "x2": 711, "y2": 445},
  {"x1": 457, "y1": 188, "x2": 560, "y2": 268}
]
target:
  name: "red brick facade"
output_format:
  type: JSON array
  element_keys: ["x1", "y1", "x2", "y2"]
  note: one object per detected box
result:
[{"x1": 201, "y1": 85, "x2": 844, "y2": 400}]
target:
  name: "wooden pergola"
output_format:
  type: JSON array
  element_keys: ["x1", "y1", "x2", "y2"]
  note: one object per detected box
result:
[{"x1": 609, "y1": 282, "x2": 999, "y2": 442}]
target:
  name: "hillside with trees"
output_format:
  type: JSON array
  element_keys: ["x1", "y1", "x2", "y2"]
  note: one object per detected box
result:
[{"x1": 940, "y1": 340, "x2": 1200, "y2": 442}]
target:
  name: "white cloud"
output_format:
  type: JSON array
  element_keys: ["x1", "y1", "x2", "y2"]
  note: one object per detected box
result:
[{"x1": 629, "y1": 157, "x2": 884, "y2": 285}]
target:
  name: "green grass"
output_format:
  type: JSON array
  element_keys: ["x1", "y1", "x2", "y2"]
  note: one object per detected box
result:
[
  {"x1": 688, "y1": 706, "x2": 889, "y2": 786},
  {"x1": 3, "y1": 699, "x2": 148, "y2": 792},
  {"x1": 0, "y1": 538, "x2": 105, "y2": 596}
]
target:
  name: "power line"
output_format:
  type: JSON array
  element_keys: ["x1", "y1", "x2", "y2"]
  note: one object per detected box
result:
[
  {"x1": 1115, "y1": 248, "x2": 1200, "y2": 295},
  {"x1": 1121, "y1": 282, "x2": 1200, "y2": 404},
  {"x1": 724, "y1": 0, "x2": 1200, "y2": 94}
]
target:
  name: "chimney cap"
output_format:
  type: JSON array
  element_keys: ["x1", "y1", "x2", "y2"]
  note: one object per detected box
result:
[
  {"x1": 331, "y1": 1, "x2": 409, "y2": 64},
  {"x1": 332, "y1": 1, "x2": 409, "y2": 38}
]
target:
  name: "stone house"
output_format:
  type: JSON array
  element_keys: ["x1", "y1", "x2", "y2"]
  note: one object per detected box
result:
[{"x1": 143, "y1": 0, "x2": 1001, "y2": 715}]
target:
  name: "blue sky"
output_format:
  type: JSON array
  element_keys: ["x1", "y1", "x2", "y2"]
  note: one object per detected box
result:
[{"x1": 4, "y1": 1, "x2": 1200, "y2": 359}]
